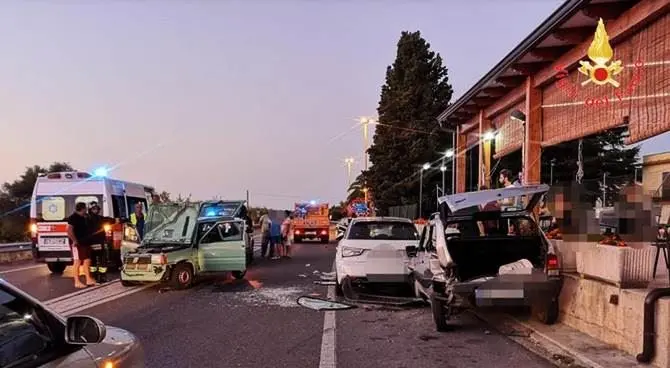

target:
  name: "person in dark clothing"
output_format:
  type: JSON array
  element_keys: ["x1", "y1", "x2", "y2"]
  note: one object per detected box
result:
[
  {"x1": 67, "y1": 202, "x2": 96, "y2": 288},
  {"x1": 87, "y1": 201, "x2": 116, "y2": 283},
  {"x1": 129, "y1": 203, "x2": 145, "y2": 240},
  {"x1": 237, "y1": 205, "x2": 255, "y2": 259}
]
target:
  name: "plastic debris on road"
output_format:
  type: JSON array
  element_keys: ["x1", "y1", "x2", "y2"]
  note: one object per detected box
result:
[
  {"x1": 314, "y1": 280, "x2": 336, "y2": 285},
  {"x1": 298, "y1": 274, "x2": 307, "y2": 278},
  {"x1": 231, "y1": 286, "x2": 305, "y2": 308}
]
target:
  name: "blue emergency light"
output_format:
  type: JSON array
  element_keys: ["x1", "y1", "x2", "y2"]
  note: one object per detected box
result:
[{"x1": 93, "y1": 167, "x2": 109, "y2": 177}]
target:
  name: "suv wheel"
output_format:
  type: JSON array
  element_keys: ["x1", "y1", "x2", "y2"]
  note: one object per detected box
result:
[
  {"x1": 47, "y1": 263, "x2": 66, "y2": 274},
  {"x1": 536, "y1": 299, "x2": 559, "y2": 325},
  {"x1": 431, "y1": 294, "x2": 450, "y2": 332}
]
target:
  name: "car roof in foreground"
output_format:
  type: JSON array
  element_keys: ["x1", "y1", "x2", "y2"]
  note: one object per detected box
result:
[{"x1": 351, "y1": 216, "x2": 413, "y2": 223}]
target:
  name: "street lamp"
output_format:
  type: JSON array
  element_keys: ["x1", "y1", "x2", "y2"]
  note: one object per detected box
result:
[
  {"x1": 344, "y1": 157, "x2": 355, "y2": 187},
  {"x1": 419, "y1": 163, "x2": 430, "y2": 218},
  {"x1": 483, "y1": 130, "x2": 496, "y2": 142},
  {"x1": 359, "y1": 116, "x2": 377, "y2": 203}
]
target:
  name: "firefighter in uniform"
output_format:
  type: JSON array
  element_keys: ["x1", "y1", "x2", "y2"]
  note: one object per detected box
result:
[{"x1": 87, "y1": 202, "x2": 116, "y2": 283}]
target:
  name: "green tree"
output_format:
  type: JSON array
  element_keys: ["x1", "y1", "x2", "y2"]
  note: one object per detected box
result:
[
  {"x1": 366, "y1": 31, "x2": 453, "y2": 216},
  {"x1": 0, "y1": 162, "x2": 75, "y2": 241},
  {"x1": 541, "y1": 129, "x2": 639, "y2": 206},
  {"x1": 346, "y1": 173, "x2": 365, "y2": 203}
]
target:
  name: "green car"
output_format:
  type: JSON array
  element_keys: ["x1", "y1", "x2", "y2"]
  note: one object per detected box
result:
[{"x1": 120, "y1": 200, "x2": 253, "y2": 289}]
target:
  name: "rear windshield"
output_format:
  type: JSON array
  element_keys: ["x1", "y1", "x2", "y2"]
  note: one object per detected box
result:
[
  {"x1": 35, "y1": 195, "x2": 102, "y2": 221},
  {"x1": 347, "y1": 221, "x2": 419, "y2": 240},
  {"x1": 446, "y1": 216, "x2": 540, "y2": 238}
]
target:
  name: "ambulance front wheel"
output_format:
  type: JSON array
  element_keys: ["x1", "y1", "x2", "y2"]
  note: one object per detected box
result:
[{"x1": 47, "y1": 262, "x2": 66, "y2": 274}]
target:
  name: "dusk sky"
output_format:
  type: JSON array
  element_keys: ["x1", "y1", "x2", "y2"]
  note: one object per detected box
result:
[{"x1": 2, "y1": 1, "x2": 668, "y2": 209}]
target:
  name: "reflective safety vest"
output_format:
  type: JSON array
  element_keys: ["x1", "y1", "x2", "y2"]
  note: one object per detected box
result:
[{"x1": 130, "y1": 213, "x2": 138, "y2": 225}]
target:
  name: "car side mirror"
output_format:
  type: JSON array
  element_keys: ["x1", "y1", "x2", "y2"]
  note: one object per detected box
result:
[
  {"x1": 65, "y1": 316, "x2": 107, "y2": 345},
  {"x1": 405, "y1": 245, "x2": 418, "y2": 257}
]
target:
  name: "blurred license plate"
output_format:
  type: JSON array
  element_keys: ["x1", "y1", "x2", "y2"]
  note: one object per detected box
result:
[
  {"x1": 43, "y1": 238, "x2": 67, "y2": 245},
  {"x1": 475, "y1": 289, "x2": 524, "y2": 299}
]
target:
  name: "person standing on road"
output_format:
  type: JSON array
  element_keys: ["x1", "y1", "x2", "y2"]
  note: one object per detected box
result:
[
  {"x1": 281, "y1": 211, "x2": 294, "y2": 259},
  {"x1": 237, "y1": 205, "x2": 254, "y2": 258},
  {"x1": 87, "y1": 201, "x2": 116, "y2": 284},
  {"x1": 269, "y1": 220, "x2": 282, "y2": 260},
  {"x1": 259, "y1": 211, "x2": 272, "y2": 258},
  {"x1": 129, "y1": 203, "x2": 146, "y2": 240},
  {"x1": 67, "y1": 202, "x2": 96, "y2": 288}
]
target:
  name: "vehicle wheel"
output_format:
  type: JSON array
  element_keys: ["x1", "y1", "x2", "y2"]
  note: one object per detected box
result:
[
  {"x1": 320, "y1": 237, "x2": 329, "y2": 244},
  {"x1": 246, "y1": 249, "x2": 254, "y2": 266},
  {"x1": 47, "y1": 263, "x2": 66, "y2": 274},
  {"x1": 335, "y1": 274, "x2": 344, "y2": 297},
  {"x1": 232, "y1": 270, "x2": 246, "y2": 280},
  {"x1": 169, "y1": 263, "x2": 194, "y2": 290},
  {"x1": 431, "y1": 294, "x2": 450, "y2": 332},
  {"x1": 294, "y1": 236, "x2": 302, "y2": 243},
  {"x1": 536, "y1": 299, "x2": 559, "y2": 325},
  {"x1": 121, "y1": 280, "x2": 138, "y2": 287}
]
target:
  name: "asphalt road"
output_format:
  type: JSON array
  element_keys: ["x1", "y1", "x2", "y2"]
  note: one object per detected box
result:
[{"x1": 58, "y1": 240, "x2": 555, "y2": 368}]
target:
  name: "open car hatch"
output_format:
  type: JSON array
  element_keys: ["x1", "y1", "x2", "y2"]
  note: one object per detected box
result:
[{"x1": 437, "y1": 184, "x2": 549, "y2": 217}]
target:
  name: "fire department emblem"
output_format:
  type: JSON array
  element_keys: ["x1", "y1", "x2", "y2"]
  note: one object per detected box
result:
[{"x1": 578, "y1": 18, "x2": 623, "y2": 87}]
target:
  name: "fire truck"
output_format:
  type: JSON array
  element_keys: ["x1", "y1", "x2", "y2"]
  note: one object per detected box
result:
[
  {"x1": 29, "y1": 170, "x2": 154, "y2": 274},
  {"x1": 292, "y1": 202, "x2": 330, "y2": 243}
]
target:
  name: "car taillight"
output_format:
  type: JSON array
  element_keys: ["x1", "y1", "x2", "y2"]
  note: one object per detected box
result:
[
  {"x1": 546, "y1": 253, "x2": 559, "y2": 276},
  {"x1": 320, "y1": 230, "x2": 327, "y2": 235},
  {"x1": 294, "y1": 230, "x2": 301, "y2": 235}
]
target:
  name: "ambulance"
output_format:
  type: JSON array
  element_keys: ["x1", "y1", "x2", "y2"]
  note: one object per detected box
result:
[{"x1": 29, "y1": 170, "x2": 155, "y2": 274}]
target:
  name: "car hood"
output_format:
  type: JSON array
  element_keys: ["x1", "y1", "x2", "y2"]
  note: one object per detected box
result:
[
  {"x1": 340, "y1": 239, "x2": 419, "y2": 250},
  {"x1": 84, "y1": 326, "x2": 144, "y2": 367}
]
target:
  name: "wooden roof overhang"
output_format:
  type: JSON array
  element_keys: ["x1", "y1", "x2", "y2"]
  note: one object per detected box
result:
[{"x1": 436, "y1": 0, "x2": 669, "y2": 134}]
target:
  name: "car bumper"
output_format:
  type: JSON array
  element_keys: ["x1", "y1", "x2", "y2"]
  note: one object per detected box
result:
[
  {"x1": 336, "y1": 257, "x2": 409, "y2": 284},
  {"x1": 121, "y1": 263, "x2": 167, "y2": 282},
  {"x1": 436, "y1": 273, "x2": 563, "y2": 308}
]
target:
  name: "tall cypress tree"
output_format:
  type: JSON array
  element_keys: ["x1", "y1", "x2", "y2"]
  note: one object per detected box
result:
[{"x1": 366, "y1": 31, "x2": 453, "y2": 216}]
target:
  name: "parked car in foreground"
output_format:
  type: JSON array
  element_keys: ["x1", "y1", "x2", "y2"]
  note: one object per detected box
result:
[
  {"x1": 335, "y1": 217, "x2": 420, "y2": 296},
  {"x1": 407, "y1": 185, "x2": 562, "y2": 331},
  {"x1": 0, "y1": 278, "x2": 144, "y2": 367}
]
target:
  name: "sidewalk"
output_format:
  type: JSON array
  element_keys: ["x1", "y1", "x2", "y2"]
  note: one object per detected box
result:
[{"x1": 476, "y1": 311, "x2": 647, "y2": 368}]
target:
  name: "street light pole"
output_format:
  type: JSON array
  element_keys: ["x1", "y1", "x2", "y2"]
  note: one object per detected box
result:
[
  {"x1": 550, "y1": 158, "x2": 556, "y2": 185},
  {"x1": 420, "y1": 163, "x2": 430, "y2": 218},
  {"x1": 440, "y1": 161, "x2": 447, "y2": 194},
  {"x1": 445, "y1": 149, "x2": 455, "y2": 194},
  {"x1": 344, "y1": 158, "x2": 354, "y2": 187},
  {"x1": 360, "y1": 117, "x2": 374, "y2": 204}
]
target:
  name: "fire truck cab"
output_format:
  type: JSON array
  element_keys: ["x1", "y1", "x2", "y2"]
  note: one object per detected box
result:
[{"x1": 29, "y1": 171, "x2": 154, "y2": 274}]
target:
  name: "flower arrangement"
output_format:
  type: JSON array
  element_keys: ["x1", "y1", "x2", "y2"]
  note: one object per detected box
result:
[{"x1": 599, "y1": 230, "x2": 627, "y2": 247}]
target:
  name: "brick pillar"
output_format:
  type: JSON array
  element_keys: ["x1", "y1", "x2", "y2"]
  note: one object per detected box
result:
[
  {"x1": 524, "y1": 76, "x2": 542, "y2": 185},
  {"x1": 478, "y1": 110, "x2": 493, "y2": 189},
  {"x1": 456, "y1": 127, "x2": 467, "y2": 193}
]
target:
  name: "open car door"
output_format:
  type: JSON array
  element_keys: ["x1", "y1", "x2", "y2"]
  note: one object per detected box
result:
[{"x1": 197, "y1": 220, "x2": 246, "y2": 272}]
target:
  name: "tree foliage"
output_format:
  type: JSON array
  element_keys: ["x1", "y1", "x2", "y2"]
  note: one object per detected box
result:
[
  {"x1": 366, "y1": 31, "x2": 453, "y2": 216},
  {"x1": 0, "y1": 162, "x2": 75, "y2": 242},
  {"x1": 541, "y1": 130, "x2": 640, "y2": 205}
]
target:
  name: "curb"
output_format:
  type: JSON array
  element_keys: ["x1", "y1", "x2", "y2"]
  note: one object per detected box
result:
[{"x1": 472, "y1": 311, "x2": 598, "y2": 368}]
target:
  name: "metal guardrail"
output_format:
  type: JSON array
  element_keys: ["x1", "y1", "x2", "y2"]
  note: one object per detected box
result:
[{"x1": 0, "y1": 242, "x2": 32, "y2": 252}]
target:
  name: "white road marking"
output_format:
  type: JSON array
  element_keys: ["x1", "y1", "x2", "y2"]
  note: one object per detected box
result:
[
  {"x1": 0, "y1": 264, "x2": 44, "y2": 274},
  {"x1": 44, "y1": 279, "x2": 153, "y2": 316},
  {"x1": 318, "y1": 261, "x2": 337, "y2": 368}
]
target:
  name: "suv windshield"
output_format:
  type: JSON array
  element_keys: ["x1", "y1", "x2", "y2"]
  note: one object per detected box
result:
[
  {"x1": 347, "y1": 221, "x2": 419, "y2": 240},
  {"x1": 143, "y1": 203, "x2": 199, "y2": 244}
]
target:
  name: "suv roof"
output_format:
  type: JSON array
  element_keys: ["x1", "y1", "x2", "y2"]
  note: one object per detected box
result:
[{"x1": 351, "y1": 216, "x2": 413, "y2": 223}]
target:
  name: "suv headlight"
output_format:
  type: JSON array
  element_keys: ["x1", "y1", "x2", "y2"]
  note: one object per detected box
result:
[{"x1": 341, "y1": 246, "x2": 365, "y2": 257}]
